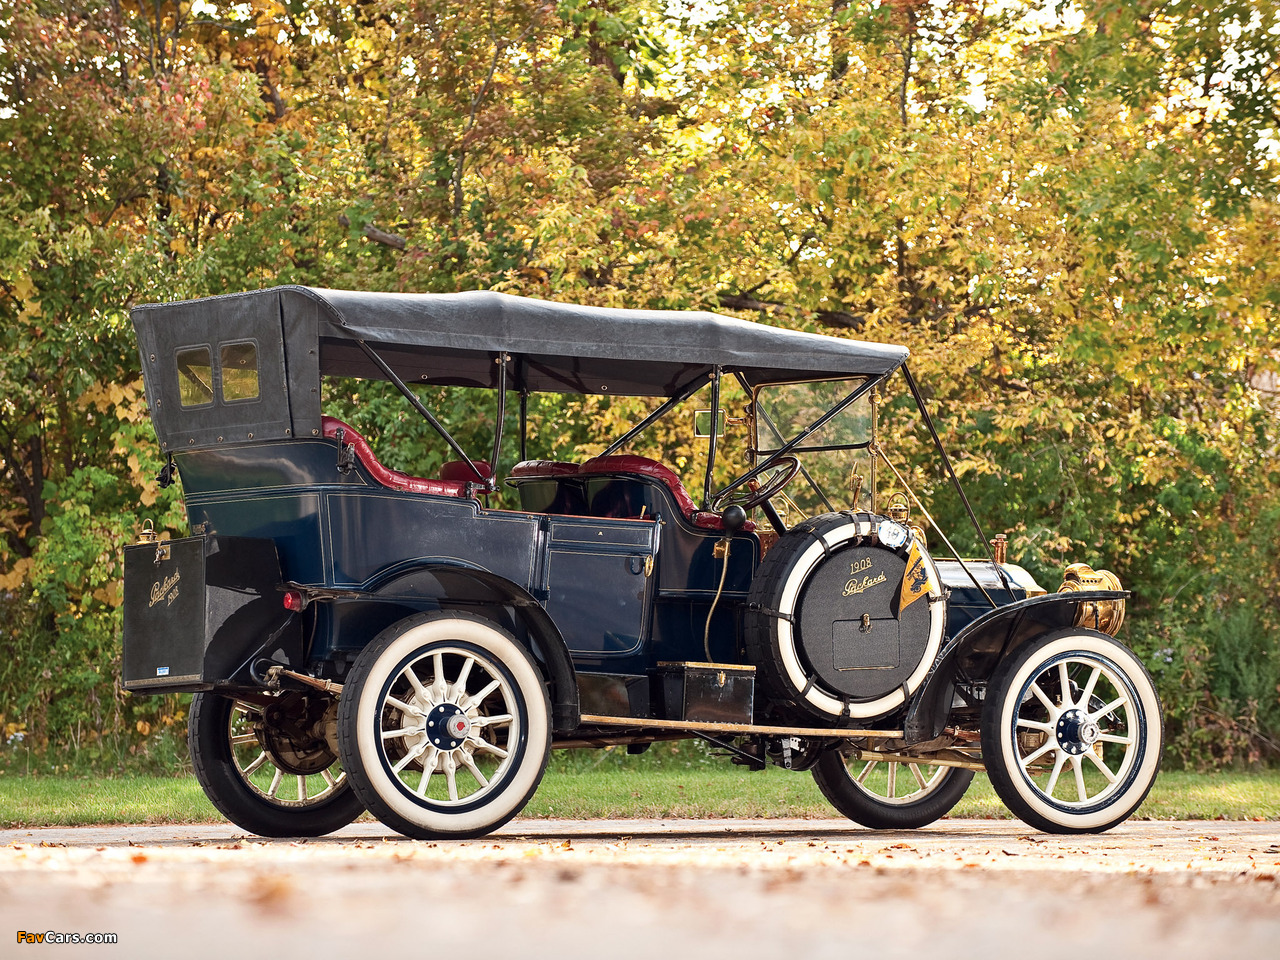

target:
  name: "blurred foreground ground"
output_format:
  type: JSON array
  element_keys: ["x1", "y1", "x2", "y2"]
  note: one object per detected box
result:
[{"x1": 2, "y1": 819, "x2": 1277, "y2": 958}]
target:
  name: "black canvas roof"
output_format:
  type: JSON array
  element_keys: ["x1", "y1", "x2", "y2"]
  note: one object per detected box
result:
[{"x1": 132, "y1": 286, "x2": 908, "y2": 451}]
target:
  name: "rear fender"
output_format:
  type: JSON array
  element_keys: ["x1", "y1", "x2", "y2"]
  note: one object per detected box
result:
[
  {"x1": 903, "y1": 591, "x2": 1130, "y2": 743},
  {"x1": 361, "y1": 562, "x2": 579, "y2": 735}
]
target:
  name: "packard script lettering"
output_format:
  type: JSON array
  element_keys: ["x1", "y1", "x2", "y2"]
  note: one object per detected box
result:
[
  {"x1": 843, "y1": 571, "x2": 887, "y2": 597},
  {"x1": 149, "y1": 570, "x2": 181, "y2": 608}
]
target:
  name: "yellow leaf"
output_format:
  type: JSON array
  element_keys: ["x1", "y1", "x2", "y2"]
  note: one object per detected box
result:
[
  {"x1": 0, "y1": 557, "x2": 33, "y2": 591},
  {"x1": 169, "y1": 237, "x2": 188, "y2": 255}
]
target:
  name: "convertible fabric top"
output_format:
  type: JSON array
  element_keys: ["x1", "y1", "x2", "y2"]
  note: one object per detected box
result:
[{"x1": 133, "y1": 286, "x2": 908, "y2": 452}]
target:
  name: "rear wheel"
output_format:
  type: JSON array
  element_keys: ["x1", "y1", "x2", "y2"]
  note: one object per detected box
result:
[
  {"x1": 813, "y1": 748, "x2": 974, "y2": 829},
  {"x1": 189, "y1": 690, "x2": 364, "y2": 837},
  {"x1": 981, "y1": 629, "x2": 1162, "y2": 834},
  {"x1": 338, "y1": 612, "x2": 551, "y2": 840}
]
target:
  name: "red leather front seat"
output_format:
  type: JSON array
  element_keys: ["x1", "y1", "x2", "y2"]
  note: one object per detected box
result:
[
  {"x1": 509, "y1": 460, "x2": 579, "y2": 479},
  {"x1": 577, "y1": 455, "x2": 753, "y2": 531}
]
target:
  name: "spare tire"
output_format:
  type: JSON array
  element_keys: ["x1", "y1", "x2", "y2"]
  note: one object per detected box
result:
[{"x1": 744, "y1": 512, "x2": 946, "y2": 724}]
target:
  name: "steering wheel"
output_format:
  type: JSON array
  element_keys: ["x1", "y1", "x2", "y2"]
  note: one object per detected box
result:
[{"x1": 710, "y1": 456, "x2": 801, "y2": 512}]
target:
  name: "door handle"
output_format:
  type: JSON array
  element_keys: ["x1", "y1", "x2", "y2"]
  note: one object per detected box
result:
[{"x1": 628, "y1": 554, "x2": 655, "y2": 577}]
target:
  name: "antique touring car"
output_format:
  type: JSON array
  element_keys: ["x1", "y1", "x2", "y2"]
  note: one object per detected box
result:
[{"x1": 122, "y1": 287, "x2": 1162, "y2": 838}]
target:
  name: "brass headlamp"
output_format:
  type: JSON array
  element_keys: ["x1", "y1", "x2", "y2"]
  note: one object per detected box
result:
[{"x1": 1057, "y1": 562, "x2": 1125, "y2": 636}]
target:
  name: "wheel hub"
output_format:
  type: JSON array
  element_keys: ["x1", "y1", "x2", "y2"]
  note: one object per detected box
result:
[
  {"x1": 426, "y1": 703, "x2": 472, "y2": 751},
  {"x1": 1055, "y1": 708, "x2": 1099, "y2": 756},
  {"x1": 258, "y1": 693, "x2": 339, "y2": 775}
]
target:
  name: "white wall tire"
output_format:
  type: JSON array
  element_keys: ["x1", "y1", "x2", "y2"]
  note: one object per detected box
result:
[
  {"x1": 981, "y1": 629, "x2": 1163, "y2": 834},
  {"x1": 338, "y1": 612, "x2": 551, "y2": 840}
]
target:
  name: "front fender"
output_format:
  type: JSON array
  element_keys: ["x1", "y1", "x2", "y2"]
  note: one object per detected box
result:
[{"x1": 902, "y1": 591, "x2": 1130, "y2": 743}]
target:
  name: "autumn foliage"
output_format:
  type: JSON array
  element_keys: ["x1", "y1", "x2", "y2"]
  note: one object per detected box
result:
[{"x1": 1, "y1": 1, "x2": 1277, "y2": 768}]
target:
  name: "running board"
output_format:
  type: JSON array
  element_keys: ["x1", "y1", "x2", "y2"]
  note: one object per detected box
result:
[{"x1": 577, "y1": 713, "x2": 900, "y2": 739}]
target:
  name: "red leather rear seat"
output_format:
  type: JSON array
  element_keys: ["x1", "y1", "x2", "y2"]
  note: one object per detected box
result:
[
  {"x1": 440, "y1": 460, "x2": 494, "y2": 485},
  {"x1": 321, "y1": 416, "x2": 474, "y2": 498}
]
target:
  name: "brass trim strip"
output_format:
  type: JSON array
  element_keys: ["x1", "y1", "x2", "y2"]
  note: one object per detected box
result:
[
  {"x1": 577, "y1": 713, "x2": 901, "y2": 738},
  {"x1": 656, "y1": 661, "x2": 756, "y2": 672},
  {"x1": 857, "y1": 749, "x2": 986, "y2": 771}
]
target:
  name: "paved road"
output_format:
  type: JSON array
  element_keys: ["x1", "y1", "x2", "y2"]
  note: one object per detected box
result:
[{"x1": 3, "y1": 819, "x2": 1277, "y2": 958}]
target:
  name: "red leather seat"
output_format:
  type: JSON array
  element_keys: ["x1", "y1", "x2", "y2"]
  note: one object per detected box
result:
[
  {"x1": 578, "y1": 455, "x2": 754, "y2": 532},
  {"x1": 690, "y1": 510, "x2": 755, "y2": 533},
  {"x1": 509, "y1": 460, "x2": 579, "y2": 479},
  {"x1": 440, "y1": 460, "x2": 494, "y2": 484},
  {"x1": 321, "y1": 416, "x2": 473, "y2": 498},
  {"x1": 579, "y1": 455, "x2": 698, "y2": 515}
]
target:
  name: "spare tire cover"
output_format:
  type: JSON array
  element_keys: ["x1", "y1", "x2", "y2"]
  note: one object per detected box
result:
[{"x1": 745, "y1": 512, "x2": 946, "y2": 723}]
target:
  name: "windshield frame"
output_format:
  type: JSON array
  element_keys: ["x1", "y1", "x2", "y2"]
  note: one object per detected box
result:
[{"x1": 709, "y1": 374, "x2": 884, "y2": 506}]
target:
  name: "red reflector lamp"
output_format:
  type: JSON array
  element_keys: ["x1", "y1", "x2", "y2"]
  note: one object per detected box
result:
[{"x1": 282, "y1": 589, "x2": 306, "y2": 612}]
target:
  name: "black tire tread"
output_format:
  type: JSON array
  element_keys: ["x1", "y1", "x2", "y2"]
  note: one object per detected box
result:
[
  {"x1": 188, "y1": 691, "x2": 364, "y2": 838},
  {"x1": 811, "y1": 750, "x2": 974, "y2": 829}
]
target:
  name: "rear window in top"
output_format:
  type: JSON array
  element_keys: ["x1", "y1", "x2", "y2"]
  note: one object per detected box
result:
[
  {"x1": 177, "y1": 346, "x2": 214, "y2": 407},
  {"x1": 220, "y1": 341, "x2": 259, "y2": 402}
]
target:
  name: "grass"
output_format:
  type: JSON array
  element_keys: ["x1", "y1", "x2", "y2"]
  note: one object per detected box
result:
[
  {"x1": 525, "y1": 760, "x2": 1280, "y2": 821},
  {"x1": 1, "y1": 773, "x2": 216, "y2": 828},
  {"x1": 2, "y1": 742, "x2": 1278, "y2": 829}
]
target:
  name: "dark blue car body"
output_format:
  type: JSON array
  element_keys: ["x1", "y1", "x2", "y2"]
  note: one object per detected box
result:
[{"x1": 120, "y1": 286, "x2": 1151, "y2": 840}]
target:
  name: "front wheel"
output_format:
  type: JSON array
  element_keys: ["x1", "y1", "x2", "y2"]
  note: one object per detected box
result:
[
  {"x1": 981, "y1": 628, "x2": 1163, "y2": 834},
  {"x1": 189, "y1": 690, "x2": 364, "y2": 837},
  {"x1": 337, "y1": 612, "x2": 551, "y2": 840},
  {"x1": 812, "y1": 749, "x2": 974, "y2": 829}
]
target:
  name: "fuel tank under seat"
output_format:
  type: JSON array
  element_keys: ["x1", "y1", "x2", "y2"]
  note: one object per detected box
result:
[{"x1": 321, "y1": 416, "x2": 485, "y2": 498}]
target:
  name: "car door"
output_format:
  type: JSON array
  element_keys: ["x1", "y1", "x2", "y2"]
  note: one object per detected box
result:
[{"x1": 539, "y1": 515, "x2": 659, "y2": 659}]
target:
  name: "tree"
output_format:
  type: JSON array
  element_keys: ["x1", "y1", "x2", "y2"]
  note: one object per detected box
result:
[{"x1": 1, "y1": 0, "x2": 1276, "y2": 764}]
